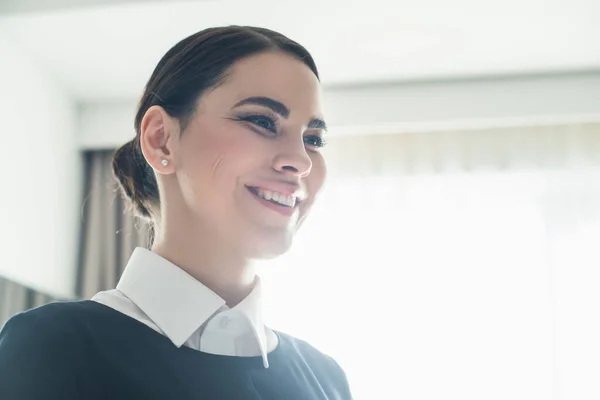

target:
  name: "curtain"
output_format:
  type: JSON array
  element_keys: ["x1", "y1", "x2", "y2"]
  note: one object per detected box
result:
[
  {"x1": 77, "y1": 150, "x2": 150, "y2": 300},
  {"x1": 1, "y1": 150, "x2": 148, "y2": 328},
  {"x1": 257, "y1": 122, "x2": 600, "y2": 400},
  {"x1": 0, "y1": 276, "x2": 57, "y2": 327}
]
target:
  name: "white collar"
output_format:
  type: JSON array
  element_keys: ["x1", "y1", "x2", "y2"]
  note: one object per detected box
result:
[{"x1": 116, "y1": 248, "x2": 268, "y2": 366}]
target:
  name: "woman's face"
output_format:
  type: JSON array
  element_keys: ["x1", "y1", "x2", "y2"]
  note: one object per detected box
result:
[{"x1": 172, "y1": 51, "x2": 327, "y2": 259}]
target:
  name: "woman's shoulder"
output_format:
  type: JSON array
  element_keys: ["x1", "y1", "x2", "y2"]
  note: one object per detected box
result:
[
  {"x1": 276, "y1": 331, "x2": 336, "y2": 362},
  {"x1": 275, "y1": 331, "x2": 348, "y2": 375},
  {"x1": 0, "y1": 301, "x2": 102, "y2": 398},
  {"x1": 2, "y1": 300, "x2": 100, "y2": 333},
  {"x1": 0, "y1": 300, "x2": 119, "y2": 355},
  {"x1": 1, "y1": 301, "x2": 96, "y2": 352},
  {"x1": 274, "y1": 331, "x2": 353, "y2": 397}
]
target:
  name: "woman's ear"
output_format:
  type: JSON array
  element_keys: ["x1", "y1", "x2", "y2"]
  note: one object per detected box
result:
[{"x1": 139, "y1": 105, "x2": 177, "y2": 175}]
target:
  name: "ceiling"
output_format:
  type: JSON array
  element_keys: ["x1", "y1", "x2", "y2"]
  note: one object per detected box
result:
[{"x1": 1, "y1": 0, "x2": 599, "y2": 101}]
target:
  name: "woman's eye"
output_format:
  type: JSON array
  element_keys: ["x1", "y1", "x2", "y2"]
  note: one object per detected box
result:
[
  {"x1": 304, "y1": 135, "x2": 326, "y2": 149},
  {"x1": 243, "y1": 115, "x2": 276, "y2": 132}
]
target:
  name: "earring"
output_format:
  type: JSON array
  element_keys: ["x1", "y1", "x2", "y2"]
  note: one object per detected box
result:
[{"x1": 161, "y1": 159, "x2": 168, "y2": 167}]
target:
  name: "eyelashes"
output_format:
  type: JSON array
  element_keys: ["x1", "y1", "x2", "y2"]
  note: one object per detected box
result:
[
  {"x1": 234, "y1": 113, "x2": 327, "y2": 149},
  {"x1": 304, "y1": 135, "x2": 327, "y2": 148},
  {"x1": 236, "y1": 114, "x2": 278, "y2": 133}
]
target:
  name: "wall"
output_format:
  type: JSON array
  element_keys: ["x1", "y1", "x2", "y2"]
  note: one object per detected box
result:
[
  {"x1": 0, "y1": 34, "x2": 80, "y2": 298},
  {"x1": 79, "y1": 70, "x2": 600, "y2": 149}
]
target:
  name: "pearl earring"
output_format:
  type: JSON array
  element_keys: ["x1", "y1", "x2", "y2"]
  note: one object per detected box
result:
[{"x1": 161, "y1": 159, "x2": 168, "y2": 167}]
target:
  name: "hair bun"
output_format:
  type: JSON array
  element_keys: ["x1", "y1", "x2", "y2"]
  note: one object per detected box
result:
[{"x1": 112, "y1": 139, "x2": 156, "y2": 220}]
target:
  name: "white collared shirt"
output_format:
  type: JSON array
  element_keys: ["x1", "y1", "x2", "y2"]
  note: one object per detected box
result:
[{"x1": 92, "y1": 248, "x2": 278, "y2": 368}]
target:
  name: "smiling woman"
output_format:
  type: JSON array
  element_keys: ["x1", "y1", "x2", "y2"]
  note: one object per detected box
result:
[
  {"x1": 134, "y1": 49, "x2": 328, "y2": 264},
  {"x1": 0, "y1": 26, "x2": 351, "y2": 400}
]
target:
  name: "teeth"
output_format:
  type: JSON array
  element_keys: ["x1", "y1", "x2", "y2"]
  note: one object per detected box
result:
[{"x1": 256, "y1": 189, "x2": 297, "y2": 207}]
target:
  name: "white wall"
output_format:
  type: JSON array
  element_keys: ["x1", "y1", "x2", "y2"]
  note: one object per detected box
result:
[
  {"x1": 79, "y1": 71, "x2": 600, "y2": 149},
  {"x1": 0, "y1": 34, "x2": 80, "y2": 298},
  {"x1": 323, "y1": 71, "x2": 600, "y2": 134},
  {"x1": 0, "y1": 0, "x2": 184, "y2": 15}
]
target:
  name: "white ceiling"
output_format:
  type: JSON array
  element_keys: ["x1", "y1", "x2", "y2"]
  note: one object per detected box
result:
[{"x1": 1, "y1": 0, "x2": 599, "y2": 101}]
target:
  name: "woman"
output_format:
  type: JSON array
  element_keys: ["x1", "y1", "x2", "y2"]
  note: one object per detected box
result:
[{"x1": 0, "y1": 26, "x2": 352, "y2": 399}]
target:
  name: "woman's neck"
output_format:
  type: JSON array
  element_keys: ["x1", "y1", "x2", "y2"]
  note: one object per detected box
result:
[{"x1": 151, "y1": 226, "x2": 256, "y2": 307}]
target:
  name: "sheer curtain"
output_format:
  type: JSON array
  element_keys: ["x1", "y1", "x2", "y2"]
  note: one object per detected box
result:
[
  {"x1": 258, "y1": 123, "x2": 600, "y2": 400},
  {"x1": 77, "y1": 150, "x2": 150, "y2": 299}
]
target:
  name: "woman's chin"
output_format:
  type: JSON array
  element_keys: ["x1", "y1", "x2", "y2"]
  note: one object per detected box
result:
[{"x1": 244, "y1": 230, "x2": 295, "y2": 260}]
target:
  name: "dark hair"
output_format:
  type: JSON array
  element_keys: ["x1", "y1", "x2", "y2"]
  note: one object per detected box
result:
[{"x1": 112, "y1": 26, "x2": 319, "y2": 235}]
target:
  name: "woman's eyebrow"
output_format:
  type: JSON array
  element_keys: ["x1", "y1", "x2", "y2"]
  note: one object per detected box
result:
[
  {"x1": 233, "y1": 96, "x2": 289, "y2": 118},
  {"x1": 233, "y1": 96, "x2": 327, "y2": 131}
]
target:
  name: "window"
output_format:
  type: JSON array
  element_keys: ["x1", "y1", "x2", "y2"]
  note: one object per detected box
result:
[{"x1": 260, "y1": 168, "x2": 600, "y2": 399}]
